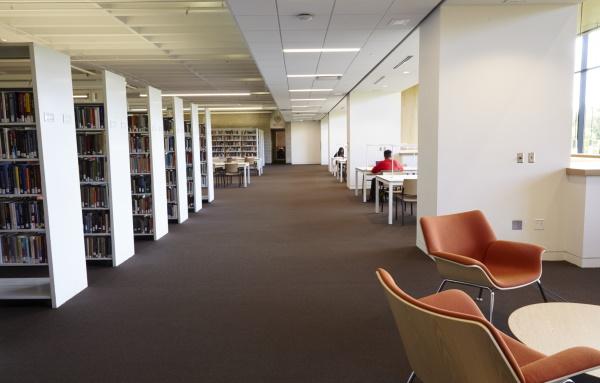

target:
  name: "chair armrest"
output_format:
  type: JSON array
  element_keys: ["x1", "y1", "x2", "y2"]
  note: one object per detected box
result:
[
  {"x1": 430, "y1": 251, "x2": 487, "y2": 268},
  {"x1": 521, "y1": 347, "x2": 600, "y2": 383},
  {"x1": 484, "y1": 241, "x2": 544, "y2": 270}
]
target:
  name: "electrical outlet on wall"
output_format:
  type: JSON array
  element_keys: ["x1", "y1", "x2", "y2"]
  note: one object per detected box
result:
[
  {"x1": 516, "y1": 153, "x2": 524, "y2": 163},
  {"x1": 528, "y1": 152, "x2": 536, "y2": 163},
  {"x1": 512, "y1": 220, "x2": 523, "y2": 230},
  {"x1": 535, "y1": 219, "x2": 544, "y2": 230}
]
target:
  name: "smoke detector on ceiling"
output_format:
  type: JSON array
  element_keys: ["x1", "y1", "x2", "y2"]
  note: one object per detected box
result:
[{"x1": 296, "y1": 13, "x2": 314, "y2": 21}]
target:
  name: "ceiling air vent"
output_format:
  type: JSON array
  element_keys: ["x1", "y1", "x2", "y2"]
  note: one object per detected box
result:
[
  {"x1": 393, "y1": 55, "x2": 413, "y2": 70},
  {"x1": 374, "y1": 76, "x2": 386, "y2": 85}
]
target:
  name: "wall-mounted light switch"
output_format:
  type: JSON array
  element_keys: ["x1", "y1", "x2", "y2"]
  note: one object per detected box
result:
[
  {"x1": 528, "y1": 152, "x2": 535, "y2": 163},
  {"x1": 516, "y1": 153, "x2": 524, "y2": 163}
]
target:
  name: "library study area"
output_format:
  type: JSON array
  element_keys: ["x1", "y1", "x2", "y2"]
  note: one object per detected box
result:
[{"x1": 1, "y1": 1, "x2": 600, "y2": 383}]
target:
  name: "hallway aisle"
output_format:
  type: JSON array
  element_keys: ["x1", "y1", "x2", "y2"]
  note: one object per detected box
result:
[{"x1": 1, "y1": 165, "x2": 599, "y2": 383}]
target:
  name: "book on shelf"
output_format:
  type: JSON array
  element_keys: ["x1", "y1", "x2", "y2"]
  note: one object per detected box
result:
[
  {"x1": 82, "y1": 211, "x2": 110, "y2": 234},
  {"x1": 80, "y1": 185, "x2": 107, "y2": 208},
  {"x1": 128, "y1": 114, "x2": 148, "y2": 132},
  {"x1": 167, "y1": 203, "x2": 178, "y2": 219},
  {"x1": 0, "y1": 164, "x2": 42, "y2": 195},
  {"x1": 0, "y1": 234, "x2": 46, "y2": 265},
  {"x1": 1, "y1": 129, "x2": 38, "y2": 159},
  {"x1": 77, "y1": 134, "x2": 105, "y2": 155},
  {"x1": 132, "y1": 195, "x2": 152, "y2": 215},
  {"x1": 84, "y1": 236, "x2": 110, "y2": 259},
  {"x1": 130, "y1": 156, "x2": 151, "y2": 173},
  {"x1": 79, "y1": 158, "x2": 106, "y2": 182},
  {"x1": 0, "y1": 200, "x2": 44, "y2": 230},
  {"x1": 129, "y1": 135, "x2": 150, "y2": 153},
  {"x1": 0, "y1": 91, "x2": 35, "y2": 124},
  {"x1": 131, "y1": 175, "x2": 152, "y2": 194},
  {"x1": 132, "y1": 215, "x2": 153, "y2": 234},
  {"x1": 74, "y1": 105, "x2": 104, "y2": 130}
]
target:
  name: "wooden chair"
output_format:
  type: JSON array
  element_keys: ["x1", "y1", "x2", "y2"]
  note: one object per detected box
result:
[
  {"x1": 225, "y1": 163, "x2": 242, "y2": 187},
  {"x1": 420, "y1": 210, "x2": 547, "y2": 322},
  {"x1": 377, "y1": 268, "x2": 600, "y2": 383},
  {"x1": 395, "y1": 178, "x2": 417, "y2": 225}
]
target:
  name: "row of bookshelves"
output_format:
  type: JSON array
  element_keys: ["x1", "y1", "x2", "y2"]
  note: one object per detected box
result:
[
  {"x1": 0, "y1": 234, "x2": 46, "y2": 265},
  {"x1": 84, "y1": 236, "x2": 111, "y2": 259}
]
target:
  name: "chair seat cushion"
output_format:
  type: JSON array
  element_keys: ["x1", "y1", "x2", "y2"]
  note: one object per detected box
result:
[{"x1": 484, "y1": 263, "x2": 541, "y2": 288}]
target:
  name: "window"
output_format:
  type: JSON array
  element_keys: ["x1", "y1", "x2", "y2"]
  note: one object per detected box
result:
[{"x1": 573, "y1": 30, "x2": 600, "y2": 155}]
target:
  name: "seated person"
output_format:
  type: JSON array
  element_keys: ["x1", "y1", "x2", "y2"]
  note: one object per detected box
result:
[
  {"x1": 334, "y1": 147, "x2": 345, "y2": 158},
  {"x1": 369, "y1": 150, "x2": 403, "y2": 202}
]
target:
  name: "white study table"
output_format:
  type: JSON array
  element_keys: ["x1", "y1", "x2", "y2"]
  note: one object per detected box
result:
[
  {"x1": 355, "y1": 167, "x2": 375, "y2": 203},
  {"x1": 509, "y1": 302, "x2": 600, "y2": 378},
  {"x1": 336, "y1": 158, "x2": 347, "y2": 183},
  {"x1": 374, "y1": 174, "x2": 418, "y2": 224},
  {"x1": 213, "y1": 161, "x2": 250, "y2": 187}
]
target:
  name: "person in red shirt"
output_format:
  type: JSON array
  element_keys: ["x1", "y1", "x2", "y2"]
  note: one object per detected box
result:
[{"x1": 369, "y1": 149, "x2": 403, "y2": 202}]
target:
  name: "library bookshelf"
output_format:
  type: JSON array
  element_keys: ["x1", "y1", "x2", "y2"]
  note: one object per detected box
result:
[
  {"x1": 0, "y1": 43, "x2": 87, "y2": 308},
  {"x1": 211, "y1": 127, "x2": 264, "y2": 175},
  {"x1": 128, "y1": 86, "x2": 168, "y2": 240},
  {"x1": 203, "y1": 109, "x2": 215, "y2": 202},
  {"x1": 163, "y1": 96, "x2": 187, "y2": 223},
  {"x1": 74, "y1": 70, "x2": 134, "y2": 267},
  {"x1": 185, "y1": 103, "x2": 202, "y2": 212}
]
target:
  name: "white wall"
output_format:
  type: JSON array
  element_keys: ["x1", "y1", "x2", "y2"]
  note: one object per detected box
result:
[
  {"x1": 320, "y1": 115, "x2": 329, "y2": 165},
  {"x1": 417, "y1": 5, "x2": 577, "y2": 254},
  {"x1": 347, "y1": 90, "x2": 402, "y2": 189},
  {"x1": 291, "y1": 121, "x2": 321, "y2": 164},
  {"x1": 328, "y1": 98, "x2": 348, "y2": 159}
]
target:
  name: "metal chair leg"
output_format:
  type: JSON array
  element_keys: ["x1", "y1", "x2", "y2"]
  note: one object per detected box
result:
[
  {"x1": 476, "y1": 288, "x2": 484, "y2": 302},
  {"x1": 406, "y1": 371, "x2": 416, "y2": 383},
  {"x1": 489, "y1": 290, "x2": 495, "y2": 323},
  {"x1": 436, "y1": 280, "x2": 448, "y2": 293},
  {"x1": 537, "y1": 280, "x2": 549, "y2": 302}
]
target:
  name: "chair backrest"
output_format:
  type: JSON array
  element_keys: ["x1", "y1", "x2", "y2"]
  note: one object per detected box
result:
[
  {"x1": 225, "y1": 163, "x2": 239, "y2": 173},
  {"x1": 376, "y1": 269, "x2": 523, "y2": 383},
  {"x1": 403, "y1": 179, "x2": 417, "y2": 196},
  {"x1": 226, "y1": 157, "x2": 234, "y2": 163},
  {"x1": 420, "y1": 210, "x2": 496, "y2": 262}
]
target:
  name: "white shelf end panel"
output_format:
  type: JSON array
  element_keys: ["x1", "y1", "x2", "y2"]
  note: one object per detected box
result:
[
  {"x1": 173, "y1": 97, "x2": 188, "y2": 223},
  {"x1": 147, "y1": 86, "x2": 168, "y2": 240},
  {"x1": 191, "y1": 103, "x2": 202, "y2": 212}
]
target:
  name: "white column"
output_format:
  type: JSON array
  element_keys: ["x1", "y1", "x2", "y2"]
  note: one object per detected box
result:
[
  {"x1": 416, "y1": 4, "x2": 577, "y2": 253},
  {"x1": 205, "y1": 109, "x2": 215, "y2": 202},
  {"x1": 147, "y1": 86, "x2": 168, "y2": 240},
  {"x1": 320, "y1": 116, "x2": 329, "y2": 165},
  {"x1": 172, "y1": 97, "x2": 188, "y2": 223},
  {"x1": 103, "y1": 70, "x2": 134, "y2": 266},
  {"x1": 346, "y1": 91, "x2": 402, "y2": 189},
  {"x1": 190, "y1": 104, "x2": 202, "y2": 212}
]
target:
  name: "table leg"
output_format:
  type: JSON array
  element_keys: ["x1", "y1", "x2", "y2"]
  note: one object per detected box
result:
[
  {"x1": 243, "y1": 168, "x2": 248, "y2": 187},
  {"x1": 355, "y1": 170, "x2": 359, "y2": 196},
  {"x1": 388, "y1": 186, "x2": 393, "y2": 225},
  {"x1": 362, "y1": 174, "x2": 367, "y2": 203},
  {"x1": 247, "y1": 166, "x2": 251, "y2": 184},
  {"x1": 375, "y1": 179, "x2": 380, "y2": 213}
]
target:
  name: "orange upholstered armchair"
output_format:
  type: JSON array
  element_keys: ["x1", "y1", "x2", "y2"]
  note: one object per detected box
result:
[
  {"x1": 420, "y1": 210, "x2": 547, "y2": 321},
  {"x1": 377, "y1": 269, "x2": 600, "y2": 383}
]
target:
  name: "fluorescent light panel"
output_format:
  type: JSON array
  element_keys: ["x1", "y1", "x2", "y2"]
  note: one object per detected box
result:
[
  {"x1": 289, "y1": 89, "x2": 332, "y2": 93},
  {"x1": 163, "y1": 92, "x2": 251, "y2": 97},
  {"x1": 73, "y1": 95, "x2": 88, "y2": 99},
  {"x1": 283, "y1": 48, "x2": 360, "y2": 53},
  {"x1": 287, "y1": 74, "x2": 342, "y2": 78},
  {"x1": 291, "y1": 98, "x2": 326, "y2": 101}
]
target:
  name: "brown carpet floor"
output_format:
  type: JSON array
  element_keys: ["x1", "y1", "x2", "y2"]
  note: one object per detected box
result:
[{"x1": 0, "y1": 165, "x2": 599, "y2": 383}]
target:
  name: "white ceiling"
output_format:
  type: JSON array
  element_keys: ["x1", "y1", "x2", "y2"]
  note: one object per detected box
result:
[
  {"x1": 0, "y1": 0, "x2": 275, "y2": 108},
  {"x1": 227, "y1": 0, "x2": 441, "y2": 121}
]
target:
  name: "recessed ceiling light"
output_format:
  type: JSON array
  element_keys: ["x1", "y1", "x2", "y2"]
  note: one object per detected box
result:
[
  {"x1": 209, "y1": 107, "x2": 264, "y2": 111},
  {"x1": 382, "y1": 85, "x2": 389, "y2": 88},
  {"x1": 73, "y1": 95, "x2": 88, "y2": 99},
  {"x1": 296, "y1": 13, "x2": 314, "y2": 21},
  {"x1": 388, "y1": 18, "x2": 411, "y2": 26},
  {"x1": 0, "y1": 38, "x2": 7, "y2": 42},
  {"x1": 291, "y1": 98, "x2": 327, "y2": 101},
  {"x1": 402, "y1": 71, "x2": 411, "y2": 75},
  {"x1": 283, "y1": 48, "x2": 360, "y2": 53},
  {"x1": 252, "y1": 91, "x2": 270, "y2": 95},
  {"x1": 289, "y1": 89, "x2": 332, "y2": 92},
  {"x1": 139, "y1": 93, "x2": 148, "y2": 97},
  {"x1": 287, "y1": 74, "x2": 343, "y2": 78},
  {"x1": 162, "y1": 92, "x2": 251, "y2": 97}
]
